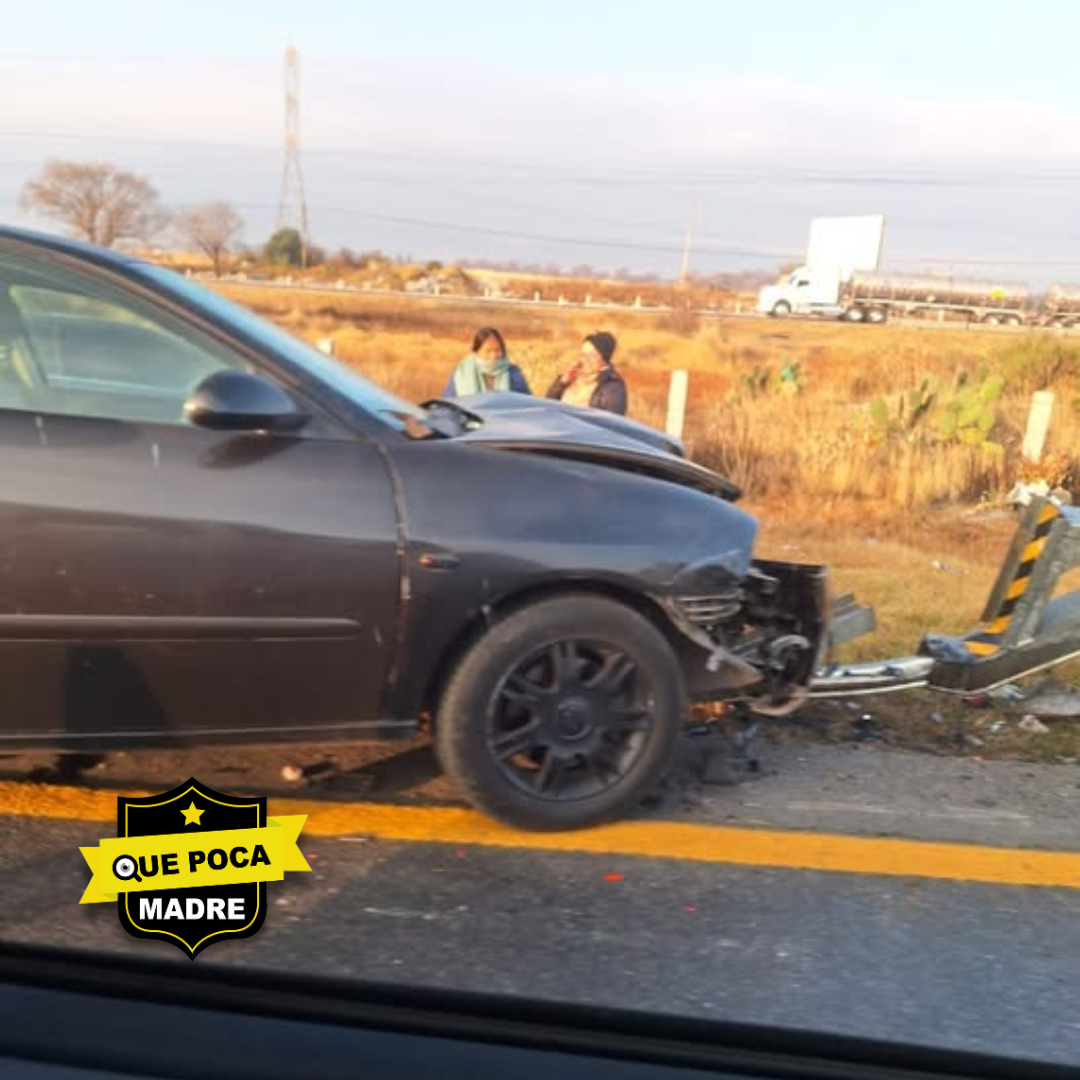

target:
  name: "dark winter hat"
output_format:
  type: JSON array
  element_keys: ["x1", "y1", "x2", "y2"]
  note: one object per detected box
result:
[{"x1": 584, "y1": 331, "x2": 617, "y2": 365}]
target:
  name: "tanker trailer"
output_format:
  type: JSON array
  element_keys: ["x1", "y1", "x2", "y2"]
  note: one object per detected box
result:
[
  {"x1": 840, "y1": 274, "x2": 1030, "y2": 324},
  {"x1": 1038, "y1": 283, "x2": 1080, "y2": 328}
]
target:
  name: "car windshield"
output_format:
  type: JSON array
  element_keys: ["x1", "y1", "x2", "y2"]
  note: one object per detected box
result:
[{"x1": 137, "y1": 263, "x2": 429, "y2": 428}]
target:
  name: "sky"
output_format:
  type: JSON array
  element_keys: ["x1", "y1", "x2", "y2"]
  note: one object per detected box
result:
[{"x1": 5, "y1": 0, "x2": 1080, "y2": 283}]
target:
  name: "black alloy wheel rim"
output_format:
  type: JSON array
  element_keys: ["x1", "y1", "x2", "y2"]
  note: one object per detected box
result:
[{"x1": 486, "y1": 639, "x2": 656, "y2": 801}]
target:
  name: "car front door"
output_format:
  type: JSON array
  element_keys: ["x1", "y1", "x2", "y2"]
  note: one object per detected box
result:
[{"x1": 0, "y1": 244, "x2": 402, "y2": 749}]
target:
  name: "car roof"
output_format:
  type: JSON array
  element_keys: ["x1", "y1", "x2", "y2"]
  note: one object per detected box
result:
[{"x1": 0, "y1": 225, "x2": 149, "y2": 272}]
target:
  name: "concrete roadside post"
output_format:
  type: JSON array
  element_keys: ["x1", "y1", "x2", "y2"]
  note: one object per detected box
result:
[
  {"x1": 1022, "y1": 390, "x2": 1055, "y2": 463},
  {"x1": 667, "y1": 370, "x2": 689, "y2": 442}
]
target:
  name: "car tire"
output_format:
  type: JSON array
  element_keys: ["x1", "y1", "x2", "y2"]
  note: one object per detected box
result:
[{"x1": 434, "y1": 595, "x2": 685, "y2": 831}]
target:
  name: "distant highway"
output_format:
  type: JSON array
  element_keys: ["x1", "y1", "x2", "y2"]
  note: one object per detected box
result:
[{"x1": 199, "y1": 273, "x2": 1079, "y2": 334}]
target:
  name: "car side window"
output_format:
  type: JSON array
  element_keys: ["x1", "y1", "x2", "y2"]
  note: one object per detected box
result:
[{"x1": 0, "y1": 254, "x2": 249, "y2": 426}]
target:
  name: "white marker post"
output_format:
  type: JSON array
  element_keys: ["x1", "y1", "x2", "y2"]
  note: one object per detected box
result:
[
  {"x1": 1022, "y1": 390, "x2": 1055, "y2": 462},
  {"x1": 666, "y1": 370, "x2": 689, "y2": 441}
]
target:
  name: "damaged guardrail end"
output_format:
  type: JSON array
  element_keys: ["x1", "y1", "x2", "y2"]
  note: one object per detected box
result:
[
  {"x1": 826, "y1": 592, "x2": 877, "y2": 650},
  {"x1": 809, "y1": 656, "x2": 937, "y2": 697}
]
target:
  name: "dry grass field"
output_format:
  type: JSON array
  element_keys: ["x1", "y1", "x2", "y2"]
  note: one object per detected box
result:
[
  {"x1": 211, "y1": 282, "x2": 1080, "y2": 669},
  {"x1": 199, "y1": 280, "x2": 1080, "y2": 760}
]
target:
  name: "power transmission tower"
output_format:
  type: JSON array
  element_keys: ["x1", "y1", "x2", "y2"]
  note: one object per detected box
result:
[{"x1": 276, "y1": 43, "x2": 310, "y2": 267}]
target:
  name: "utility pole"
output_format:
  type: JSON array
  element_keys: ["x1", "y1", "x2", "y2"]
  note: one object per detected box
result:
[
  {"x1": 679, "y1": 198, "x2": 698, "y2": 283},
  {"x1": 277, "y1": 43, "x2": 310, "y2": 269}
]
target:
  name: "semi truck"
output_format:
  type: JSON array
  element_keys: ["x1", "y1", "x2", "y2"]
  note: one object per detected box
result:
[
  {"x1": 755, "y1": 215, "x2": 1070, "y2": 326},
  {"x1": 757, "y1": 267, "x2": 1031, "y2": 325}
]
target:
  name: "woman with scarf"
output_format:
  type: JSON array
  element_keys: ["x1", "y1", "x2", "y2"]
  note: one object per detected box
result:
[
  {"x1": 546, "y1": 331, "x2": 627, "y2": 415},
  {"x1": 443, "y1": 327, "x2": 532, "y2": 398}
]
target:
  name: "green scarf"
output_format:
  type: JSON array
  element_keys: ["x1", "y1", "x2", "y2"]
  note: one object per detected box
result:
[{"x1": 453, "y1": 353, "x2": 512, "y2": 395}]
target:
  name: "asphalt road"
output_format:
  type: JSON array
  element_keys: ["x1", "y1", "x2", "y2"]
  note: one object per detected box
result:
[{"x1": 1, "y1": 736, "x2": 1079, "y2": 1067}]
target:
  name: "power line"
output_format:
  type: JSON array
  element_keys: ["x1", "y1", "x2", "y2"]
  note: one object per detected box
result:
[{"x1": 8, "y1": 129, "x2": 1080, "y2": 189}]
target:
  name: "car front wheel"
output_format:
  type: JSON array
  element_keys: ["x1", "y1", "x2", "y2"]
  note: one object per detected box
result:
[{"x1": 434, "y1": 595, "x2": 684, "y2": 831}]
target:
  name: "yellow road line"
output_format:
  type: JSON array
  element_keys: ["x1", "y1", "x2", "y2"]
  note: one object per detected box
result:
[{"x1": 2, "y1": 779, "x2": 1079, "y2": 891}]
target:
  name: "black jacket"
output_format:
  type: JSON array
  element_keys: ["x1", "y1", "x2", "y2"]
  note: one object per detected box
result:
[{"x1": 546, "y1": 366, "x2": 628, "y2": 415}]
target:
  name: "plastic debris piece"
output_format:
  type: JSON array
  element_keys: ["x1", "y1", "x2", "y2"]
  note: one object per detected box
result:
[
  {"x1": 988, "y1": 684, "x2": 1026, "y2": 703},
  {"x1": 280, "y1": 764, "x2": 303, "y2": 782},
  {"x1": 1019, "y1": 715, "x2": 1050, "y2": 735},
  {"x1": 604, "y1": 874, "x2": 624, "y2": 883},
  {"x1": 922, "y1": 634, "x2": 976, "y2": 665},
  {"x1": 702, "y1": 755, "x2": 740, "y2": 786},
  {"x1": 1021, "y1": 690, "x2": 1080, "y2": 718},
  {"x1": 930, "y1": 559, "x2": 965, "y2": 576}
]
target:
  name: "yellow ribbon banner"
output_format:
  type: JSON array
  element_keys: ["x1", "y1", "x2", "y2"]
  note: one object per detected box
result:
[{"x1": 79, "y1": 815, "x2": 310, "y2": 904}]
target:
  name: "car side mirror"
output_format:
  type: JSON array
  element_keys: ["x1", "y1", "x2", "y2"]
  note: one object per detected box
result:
[{"x1": 184, "y1": 370, "x2": 309, "y2": 433}]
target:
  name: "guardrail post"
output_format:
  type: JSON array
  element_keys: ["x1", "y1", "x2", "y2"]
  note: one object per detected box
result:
[
  {"x1": 666, "y1": 370, "x2": 689, "y2": 440},
  {"x1": 1023, "y1": 391, "x2": 1055, "y2": 463}
]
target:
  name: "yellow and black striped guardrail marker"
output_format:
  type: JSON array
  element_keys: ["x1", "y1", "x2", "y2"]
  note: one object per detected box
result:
[{"x1": 964, "y1": 501, "x2": 1061, "y2": 658}]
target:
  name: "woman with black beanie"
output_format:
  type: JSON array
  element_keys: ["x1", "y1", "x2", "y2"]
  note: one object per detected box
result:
[{"x1": 545, "y1": 331, "x2": 627, "y2": 415}]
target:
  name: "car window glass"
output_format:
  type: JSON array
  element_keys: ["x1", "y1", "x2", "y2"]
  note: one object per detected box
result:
[
  {"x1": 0, "y1": 254, "x2": 248, "y2": 426},
  {"x1": 138, "y1": 264, "x2": 426, "y2": 431}
]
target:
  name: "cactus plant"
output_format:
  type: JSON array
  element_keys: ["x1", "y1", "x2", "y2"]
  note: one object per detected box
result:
[{"x1": 936, "y1": 374, "x2": 1003, "y2": 450}]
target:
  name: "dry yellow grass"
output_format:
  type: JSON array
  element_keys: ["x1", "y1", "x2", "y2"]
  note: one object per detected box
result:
[{"x1": 209, "y1": 282, "x2": 1080, "y2": 661}]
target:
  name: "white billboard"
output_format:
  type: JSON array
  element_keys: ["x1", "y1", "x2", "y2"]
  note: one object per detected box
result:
[{"x1": 806, "y1": 215, "x2": 885, "y2": 277}]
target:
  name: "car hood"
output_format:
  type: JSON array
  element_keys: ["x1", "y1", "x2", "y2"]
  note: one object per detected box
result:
[{"x1": 423, "y1": 392, "x2": 742, "y2": 502}]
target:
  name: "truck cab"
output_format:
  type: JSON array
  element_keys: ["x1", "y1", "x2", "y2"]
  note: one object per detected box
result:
[{"x1": 756, "y1": 265, "x2": 844, "y2": 318}]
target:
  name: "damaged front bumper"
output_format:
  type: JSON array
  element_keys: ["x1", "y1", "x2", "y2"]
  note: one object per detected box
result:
[
  {"x1": 666, "y1": 556, "x2": 939, "y2": 708},
  {"x1": 668, "y1": 497, "x2": 1080, "y2": 710},
  {"x1": 665, "y1": 557, "x2": 836, "y2": 713}
]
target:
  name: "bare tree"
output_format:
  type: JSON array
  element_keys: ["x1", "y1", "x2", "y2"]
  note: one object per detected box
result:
[
  {"x1": 173, "y1": 201, "x2": 245, "y2": 277},
  {"x1": 19, "y1": 160, "x2": 167, "y2": 248}
]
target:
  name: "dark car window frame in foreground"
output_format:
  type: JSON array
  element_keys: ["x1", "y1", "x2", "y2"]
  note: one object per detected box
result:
[{"x1": 0, "y1": 940, "x2": 1073, "y2": 1080}]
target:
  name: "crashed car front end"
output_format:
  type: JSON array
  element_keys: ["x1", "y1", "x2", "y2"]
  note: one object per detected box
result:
[{"x1": 660, "y1": 551, "x2": 831, "y2": 715}]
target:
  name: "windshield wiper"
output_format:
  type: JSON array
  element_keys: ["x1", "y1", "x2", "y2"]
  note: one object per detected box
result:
[{"x1": 421, "y1": 398, "x2": 484, "y2": 436}]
